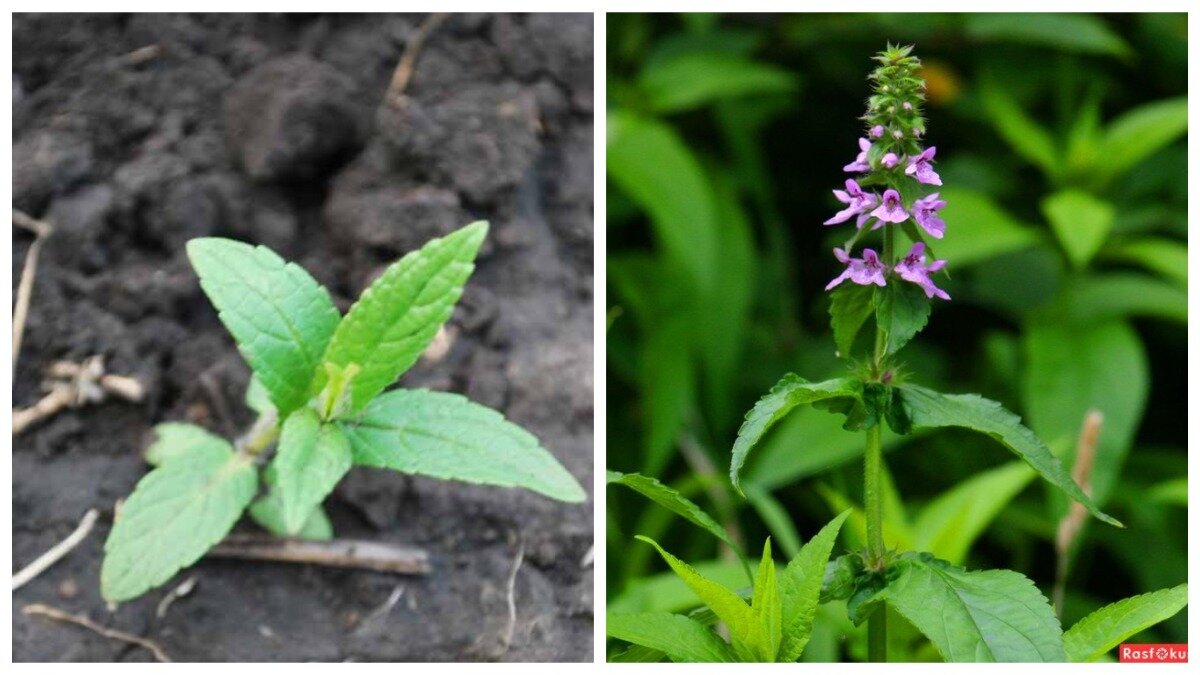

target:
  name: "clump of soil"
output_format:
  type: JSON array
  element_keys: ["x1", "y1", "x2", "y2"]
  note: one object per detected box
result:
[{"x1": 12, "y1": 13, "x2": 593, "y2": 662}]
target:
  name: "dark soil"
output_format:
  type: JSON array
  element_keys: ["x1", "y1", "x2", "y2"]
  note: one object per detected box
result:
[{"x1": 12, "y1": 13, "x2": 594, "y2": 662}]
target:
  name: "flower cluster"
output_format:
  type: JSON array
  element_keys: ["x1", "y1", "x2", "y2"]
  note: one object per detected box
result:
[{"x1": 822, "y1": 45, "x2": 950, "y2": 301}]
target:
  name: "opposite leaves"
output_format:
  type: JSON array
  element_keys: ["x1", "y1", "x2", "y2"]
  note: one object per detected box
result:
[
  {"x1": 341, "y1": 389, "x2": 585, "y2": 502},
  {"x1": 322, "y1": 221, "x2": 487, "y2": 412},
  {"x1": 272, "y1": 409, "x2": 352, "y2": 535},
  {"x1": 101, "y1": 441, "x2": 256, "y2": 602},
  {"x1": 187, "y1": 238, "x2": 340, "y2": 417}
]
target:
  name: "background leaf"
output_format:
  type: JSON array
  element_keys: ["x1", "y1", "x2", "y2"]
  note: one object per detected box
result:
[
  {"x1": 608, "y1": 470, "x2": 739, "y2": 552},
  {"x1": 1042, "y1": 190, "x2": 1115, "y2": 270},
  {"x1": 935, "y1": 187, "x2": 1042, "y2": 267},
  {"x1": 965, "y1": 13, "x2": 1132, "y2": 57},
  {"x1": 1093, "y1": 97, "x2": 1187, "y2": 185},
  {"x1": 1063, "y1": 583, "x2": 1188, "y2": 662},
  {"x1": 607, "y1": 612, "x2": 737, "y2": 662},
  {"x1": 639, "y1": 52, "x2": 797, "y2": 114}
]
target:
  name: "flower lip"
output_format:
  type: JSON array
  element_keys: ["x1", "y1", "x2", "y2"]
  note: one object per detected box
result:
[
  {"x1": 870, "y1": 188, "x2": 909, "y2": 224},
  {"x1": 905, "y1": 146, "x2": 942, "y2": 186},
  {"x1": 843, "y1": 138, "x2": 872, "y2": 173},
  {"x1": 894, "y1": 241, "x2": 950, "y2": 300},
  {"x1": 824, "y1": 179, "x2": 878, "y2": 226},
  {"x1": 912, "y1": 192, "x2": 947, "y2": 239},
  {"x1": 826, "y1": 247, "x2": 887, "y2": 291}
]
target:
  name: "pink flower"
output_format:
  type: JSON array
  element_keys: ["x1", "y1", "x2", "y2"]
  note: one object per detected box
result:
[
  {"x1": 843, "y1": 138, "x2": 871, "y2": 173},
  {"x1": 912, "y1": 193, "x2": 947, "y2": 239},
  {"x1": 870, "y1": 189, "x2": 908, "y2": 224},
  {"x1": 826, "y1": 248, "x2": 887, "y2": 290},
  {"x1": 895, "y1": 242, "x2": 950, "y2": 300},
  {"x1": 824, "y1": 179, "x2": 879, "y2": 226},
  {"x1": 905, "y1": 146, "x2": 941, "y2": 186},
  {"x1": 870, "y1": 125, "x2": 885, "y2": 139},
  {"x1": 882, "y1": 152, "x2": 900, "y2": 168}
]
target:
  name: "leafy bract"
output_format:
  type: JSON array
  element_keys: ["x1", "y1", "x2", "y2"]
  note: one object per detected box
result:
[
  {"x1": 607, "y1": 471, "x2": 738, "y2": 551},
  {"x1": 145, "y1": 422, "x2": 228, "y2": 467},
  {"x1": 875, "y1": 281, "x2": 929, "y2": 357},
  {"x1": 187, "y1": 238, "x2": 340, "y2": 417},
  {"x1": 341, "y1": 389, "x2": 585, "y2": 503},
  {"x1": 321, "y1": 221, "x2": 487, "y2": 412},
  {"x1": 730, "y1": 374, "x2": 862, "y2": 494},
  {"x1": 828, "y1": 284, "x2": 874, "y2": 358},
  {"x1": 1063, "y1": 583, "x2": 1188, "y2": 662},
  {"x1": 606, "y1": 612, "x2": 737, "y2": 662},
  {"x1": 896, "y1": 383, "x2": 1120, "y2": 527},
  {"x1": 867, "y1": 552, "x2": 1066, "y2": 662},
  {"x1": 273, "y1": 409, "x2": 352, "y2": 535},
  {"x1": 101, "y1": 442, "x2": 256, "y2": 602},
  {"x1": 777, "y1": 510, "x2": 850, "y2": 662}
]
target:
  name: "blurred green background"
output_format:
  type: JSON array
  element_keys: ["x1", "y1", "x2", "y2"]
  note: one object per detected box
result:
[{"x1": 606, "y1": 12, "x2": 1187, "y2": 661}]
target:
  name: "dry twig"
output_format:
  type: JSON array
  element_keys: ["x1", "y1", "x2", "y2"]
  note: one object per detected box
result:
[
  {"x1": 155, "y1": 576, "x2": 197, "y2": 619},
  {"x1": 13, "y1": 356, "x2": 144, "y2": 434},
  {"x1": 500, "y1": 537, "x2": 526, "y2": 655},
  {"x1": 209, "y1": 535, "x2": 430, "y2": 574},
  {"x1": 12, "y1": 209, "x2": 52, "y2": 369},
  {"x1": 1053, "y1": 409, "x2": 1103, "y2": 618},
  {"x1": 23, "y1": 603, "x2": 171, "y2": 662},
  {"x1": 384, "y1": 12, "x2": 448, "y2": 105},
  {"x1": 12, "y1": 509, "x2": 99, "y2": 591}
]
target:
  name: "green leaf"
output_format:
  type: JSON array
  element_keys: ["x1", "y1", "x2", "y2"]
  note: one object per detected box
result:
[
  {"x1": 321, "y1": 221, "x2": 487, "y2": 412},
  {"x1": 341, "y1": 388, "x2": 585, "y2": 502},
  {"x1": 935, "y1": 187, "x2": 1042, "y2": 268},
  {"x1": 1042, "y1": 274, "x2": 1186, "y2": 325},
  {"x1": 187, "y1": 238, "x2": 341, "y2": 417},
  {"x1": 1103, "y1": 237, "x2": 1187, "y2": 286},
  {"x1": 1094, "y1": 97, "x2": 1187, "y2": 185},
  {"x1": 750, "y1": 539, "x2": 782, "y2": 661},
  {"x1": 607, "y1": 471, "x2": 737, "y2": 551},
  {"x1": 1064, "y1": 583, "x2": 1188, "y2": 662},
  {"x1": 1042, "y1": 190, "x2": 1115, "y2": 269},
  {"x1": 640, "y1": 314, "x2": 694, "y2": 476},
  {"x1": 248, "y1": 491, "x2": 334, "y2": 541},
  {"x1": 966, "y1": 13, "x2": 1131, "y2": 57},
  {"x1": 875, "y1": 281, "x2": 930, "y2": 357},
  {"x1": 638, "y1": 52, "x2": 797, "y2": 114},
  {"x1": 637, "y1": 536, "x2": 767, "y2": 661},
  {"x1": 609, "y1": 558, "x2": 749, "y2": 614},
  {"x1": 896, "y1": 383, "x2": 1121, "y2": 527},
  {"x1": 101, "y1": 442, "x2": 256, "y2": 602},
  {"x1": 1022, "y1": 321, "x2": 1148, "y2": 505},
  {"x1": 828, "y1": 284, "x2": 875, "y2": 359},
  {"x1": 978, "y1": 81, "x2": 1058, "y2": 177},
  {"x1": 606, "y1": 612, "x2": 736, "y2": 662},
  {"x1": 144, "y1": 423, "x2": 228, "y2": 467},
  {"x1": 912, "y1": 462, "x2": 1035, "y2": 565},
  {"x1": 867, "y1": 552, "x2": 1066, "y2": 662},
  {"x1": 272, "y1": 409, "x2": 352, "y2": 535},
  {"x1": 730, "y1": 375, "x2": 863, "y2": 494},
  {"x1": 744, "y1": 486, "x2": 802, "y2": 559},
  {"x1": 778, "y1": 510, "x2": 850, "y2": 662},
  {"x1": 244, "y1": 374, "x2": 274, "y2": 415}
]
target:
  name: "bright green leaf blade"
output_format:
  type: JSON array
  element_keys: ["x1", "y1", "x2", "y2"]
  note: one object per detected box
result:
[
  {"x1": 640, "y1": 314, "x2": 694, "y2": 476},
  {"x1": 1064, "y1": 584, "x2": 1188, "y2": 662},
  {"x1": 1103, "y1": 237, "x2": 1187, "y2": 286},
  {"x1": 606, "y1": 612, "x2": 736, "y2": 663},
  {"x1": 244, "y1": 374, "x2": 274, "y2": 416},
  {"x1": 1022, "y1": 321, "x2": 1148, "y2": 505},
  {"x1": 875, "y1": 281, "x2": 930, "y2": 357},
  {"x1": 609, "y1": 558, "x2": 750, "y2": 614},
  {"x1": 101, "y1": 443, "x2": 256, "y2": 602},
  {"x1": 607, "y1": 471, "x2": 737, "y2": 551},
  {"x1": 731, "y1": 375, "x2": 862, "y2": 494},
  {"x1": 1094, "y1": 97, "x2": 1187, "y2": 185},
  {"x1": 828, "y1": 284, "x2": 875, "y2": 359},
  {"x1": 1042, "y1": 190, "x2": 1115, "y2": 270},
  {"x1": 1042, "y1": 274, "x2": 1187, "y2": 325},
  {"x1": 144, "y1": 422, "x2": 228, "y2": 467},
  {"x1": 322, "y1": 221, "x2": 487, "y2": 412},
  {"x1": 637, "y1": 536, "x2": 765, "y2": 661},
  {"x1": 273, "y1": 409, "x2": 352, "y2": 535},
  {"x1": 1146, "y1": 478, "x2": 1187, "y2": 506},
  {"x1": 965, "y1": 13, "x2": 1132, "y2": 57},
  {"x1": 896, "y1": 384, "x2": 1121, "y2": 527},
  {"x1": 341, "y1": 388, "x2": 585, "y2": 502},
  {"x1": 873, "y1": 553, "x2": 1066, "y2": 662},
  {"x1": 978, "y1": 80, "x2": 1058, "y2": 177},
  {"x1": 186, "y1": 238, "x2": 340, "y2": 417},
  {"x1": 248, "y1": 493, "x2": 334, "y2": 541},
  {"x1": 936, "y1": 187, "x2": 1041, "y2": 268},
  {"x1": 750, "y1": 539, "x2": 782, "y2": 661},
  {"x1": 913, "y1": 462, "x2": 1035, "y2": 565},
  {"x1": 778, "y1": 510, "x2": 850, "y2": 662},
  {"x1": 638, "y1": 52, "x2": 797, "y2": 115}
]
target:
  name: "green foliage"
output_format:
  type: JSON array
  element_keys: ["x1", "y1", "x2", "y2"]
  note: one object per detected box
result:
[
  {"x1": 1093, "y1": 97, "x2": 1188, "y2": 185},
  {"x1": 965, "y1": 13, "x2": 1131, "y2": 57},
  {"x1": 248, "y1": 485, "x2": 334, "y2": 541},
  {"x1": 272, "y1": 409, "x2": 352, "y2": 535},
  {"x1": 638, "y1": 52, "x2": 797, "y2": 114},
  {"x1": 607, "y1": 612, "x2": 737, "y2": 662},
  {"x1": 144, "y1": 423, "x2": 228, "y2": 467},
  {"x1": 1042, "y1": 190, "x2": 1114, "y2": 270},
  {"x1": 874, "y1": 282, "x2": 930, "y2": 357},
  {"x1": 1063, "y1": 584, "x2": 1188, "y2": 662},
  {"x1": 935, "y1": 187, "x2": 1041, "y2": 268},
  {"x1": 608, "y1": 471, "x2": 739, "y2": 552},
  {"x1": 828, "y1": 284, "x2": 875, "y2": 358},
  {"x1": 777, "y1": 510, "x2": 850, "y2": 661}
]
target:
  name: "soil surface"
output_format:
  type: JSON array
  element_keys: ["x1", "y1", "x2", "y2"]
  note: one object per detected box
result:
[{"x1": 12, "y1": 13, "x2": 594, "y2": 662}]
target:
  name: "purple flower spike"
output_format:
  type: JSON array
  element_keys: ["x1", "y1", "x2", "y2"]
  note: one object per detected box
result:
[
  {"x1": 870, "y1": 125, "x2": 885, "y2": 139},
  {"x1": 824, "y1": 179, "x2": 878, "y2": 226},
  {"x1": 843, "y1": 138, "x2": 871, "y2": 173},
  {"x1": 826, "y1": 247, "x2": 887, "y2": 291},
  {"x1": 905, "y1": 146, "x2": 942, "y2": 186},
  {"x1": 895, "y1": 242, "x2": 950, "y2": 300},
  {"x1": 870, "y1": 189, "x2": 908, "y2": 224},
  {"x1": 912, "y1": 193, "x2": 947, "y2": 239},
  {"x1": 882, "y1": 152, "x2": 900, "y2": 168}
]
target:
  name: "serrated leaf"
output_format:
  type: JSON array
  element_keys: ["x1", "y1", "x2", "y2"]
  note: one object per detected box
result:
[
  {"x1": 730, "y1": 375, "x2": 862, "y2": 494},
  {"x1": 272, "y1": 409, "x2": 352, "y2": 535},
  {"x1": 750, "y1": 539, "x2": 782, "y2": 661},
  {"x1": 101, "y1": 442, "x2": 256, "y2": 602},
  {"x1": 1063, "y1": 583, "x2": 1188, "y2": 662},
  {"x1": 1094, "y1": 97, "x2": 1187, "y2": 185},
  {"x1": 896, "y1": 384, "x2": 1120, "y2": 527},
  {"x1": 637, "y1": 536, "x2": 767, "y2": 661},
  {"x1": 606, "y1": 612, "x2": 736, "y2": 663},
  {"x1": 341, "y1": 388, "x2": 585, "y2": 503},
  {"x1": 607, "y1": 471, "x2": 737, "y2": 551},
  {"x1": 144, "y1": 422, "x2": 228, "y2": 467},
  {"x1": 322, "y1": 221, "x2": 487, "y2": 412},
  {"x1": 866, "y1": 553, "x2": 1066, "y2": 662},
  {"x1": 778, "y1": 510, "x2": 850, "y2": 662},
  {"x1": 828, "y1": 284, "x2": 874, "y2": 359},
  {"x1": 1042, "y1": 190, "x2": 1114, "y2": 270},
  {"x1": 638, "y1": 52, "x2": 797, "y2": 114},
  {"x1": 248, "y1": 493, "x2": 334, "y2": 541},
  {"x1": 187, "y1": 238, "x2": 340, "y2": 417},
  {"x1": 875, "y1": 282, "x2": 929, "y2": 357}
]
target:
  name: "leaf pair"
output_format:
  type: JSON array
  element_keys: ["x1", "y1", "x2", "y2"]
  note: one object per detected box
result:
[{"x1": 828, "y1": 277, "x2": 929, "y2": 360}]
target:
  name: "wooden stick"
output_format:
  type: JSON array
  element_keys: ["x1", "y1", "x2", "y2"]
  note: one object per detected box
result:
[
  {"x1": 23, "y1": 603, "x2": 171, "y2": 662},
  {"x1": 385, "y1": 12, "x2": 448, "y2": 105},
  {"x1": 12, "y1": 209, "x2": 52, "y2": 370},
  {"x1": 12, "y1": 508, "x2": 100, "y2": 591},
  {"x1": 208, "y1": 535, "x2": 430, "y2": 574},
  {"x1": 12, "y1": 385, "x2": 73, "y2": 435},
  {"x1": 1053, "y1": 409, "x2": 1103, "y2": 617}
]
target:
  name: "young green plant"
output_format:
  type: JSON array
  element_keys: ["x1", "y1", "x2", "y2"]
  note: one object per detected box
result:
[{"x1": 101, "y1": 221, "x2": 586, "y2": 603}]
